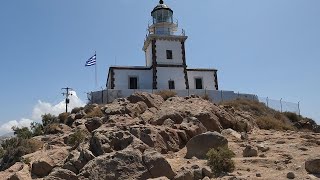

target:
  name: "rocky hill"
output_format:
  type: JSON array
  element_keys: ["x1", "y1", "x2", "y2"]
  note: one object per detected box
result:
[{"x1": 0, "y1": 92, "x2": 319, "y2": 180}]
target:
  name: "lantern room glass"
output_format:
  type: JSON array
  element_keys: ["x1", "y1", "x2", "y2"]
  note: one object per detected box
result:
[{"x1": 152, "y1": 9, "x2": 173, "y2": 24}]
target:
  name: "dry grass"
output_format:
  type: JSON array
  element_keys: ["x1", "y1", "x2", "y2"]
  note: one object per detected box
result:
[
  {"x1": 58, "y1": 112, "x2": 70, "y2": 124},
  {"x1": 222, "y1": 98, "x2": 271, "y2": 116},
  {"x1": 256, "y1": 116, "x2": 295, "y2": 131},
  {"x1": 155, "y1": 90, "x2": 177, "y2": 100},
  {"x1": 84, "y1": 107, "x2": 104, "y2": 118}
]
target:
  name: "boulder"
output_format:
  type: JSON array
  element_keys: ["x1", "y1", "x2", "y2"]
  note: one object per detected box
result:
[
  {"x1": 79, "y1": 149, "x2": 151, "y2": 180},
  {"x1": 142, "y1": 149, "x2": 176, "y2": 179},
  {"x1": 89, "y1": 129, "x2": 134, "y2": 156},
  {"x1": 305, "y1": 158, "x2": 320, "y2": 174},
  {"x1": 243, "y1": 145, "x2": 258, "y2": 157},
  {"x1": 0, "y1": 163, "x2": 32, "y2": 180},
  {"x1": 32, "y1": 160, "x2": 54, "y2": 178},
  {"x1": 174, "y1": 169, "x2": 193, "y2": 180},
  {"x1": 185, "y1": 132, "x2": 228, "y2": 159},
  {"x1": 287, "y1": 172, "x2": 295, "y2": 179},
  {"x1": 26, "y1": 147, "x2": 69, "y2": 177},
  {"x1": 44, "y1": 168, "x2": 78, "y2": 180},
  {"x1": 128, "y1": 92, "x2": 164, "y2": 109},
  {"x1": 85, "y1": 117, "x2": 102, "y2": 132},
  {"x1": 179, "y1": 117, "x2": 207, "y2": 138},
  {"x1": 221, "y1": 128, "x2": 242, "y2": 140}
]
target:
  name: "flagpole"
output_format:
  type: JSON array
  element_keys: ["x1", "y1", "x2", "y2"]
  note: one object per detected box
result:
[{"x1": 95, "y1": 51, "x2": 98, "y2": 88}]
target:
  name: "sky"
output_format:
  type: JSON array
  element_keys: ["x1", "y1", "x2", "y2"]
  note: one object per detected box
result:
[{"x1": 0, "y1": 0, "x2": 319, "y2": 135}]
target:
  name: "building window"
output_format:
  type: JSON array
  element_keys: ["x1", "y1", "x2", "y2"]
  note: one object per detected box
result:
[
  {"x1": 166, "y1": 50, "x2": 173, "y2": 59},
  {"x1": 129, "y1": 77, "x2": 138, "y2": 89},
  {"x1": 195, "y1": 78, "x2": 203, "y2": 89},
  {"x1": 168, "y1": 80, "x2": 175, "y2": 89}
]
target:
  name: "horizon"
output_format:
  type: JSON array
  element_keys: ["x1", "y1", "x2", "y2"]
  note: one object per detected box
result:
[{"x1": 0, "y1": 0, "x2": 319, "y2": 135}]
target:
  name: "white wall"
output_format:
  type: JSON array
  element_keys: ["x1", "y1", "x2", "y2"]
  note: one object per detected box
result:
[
  {"x1": 113, "y1": 69, "x2": 153, "y2": 90},
  {"x1": 145, "y1": 44, "x2": 153, "y2": 67},
  {"x1": 156, "y1": 40, "x2": 183, "y2": 65},
  {"x1": 187, "y1": 71, "x2": 216, "y2": 90},
  {"x1": 156, "y1": 67, "x2": 186, "y2": 90}
]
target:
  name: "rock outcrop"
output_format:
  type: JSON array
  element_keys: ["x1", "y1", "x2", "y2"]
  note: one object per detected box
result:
[{"x1": 185, "y1": 132, "x2": 228, "y2": 159}]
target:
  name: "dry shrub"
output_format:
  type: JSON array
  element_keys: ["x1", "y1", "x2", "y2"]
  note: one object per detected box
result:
[
  {"x1": 44, "y1": 123, "x2": 60, "y2": 134},
  {"x1": 0, "y1": 138, "x2": 43, "y2": 170},
  {"x1": 207, "y1": 146, "x2": 235, "y2": 177},
  {"x1": 155, "y1": 90, "x2": 177, "y2": 100},
  {"x1": 222, "y1": 98, "x2": 269, "y2": 116},
  {"x1": 283, "y1": 112, "x2": 300, "y2": 123},
  {"x1": 256, "y1": 116, "x2": 295, "y2": 131},
  {"x1": 58, "y1": 112, "x2": 70, "y2": 124},
  {"x1": 84, "y1": 107, "x2": 104, "y2": 118},
  {"x1": 71, "y1": 107, "x2": 83, "y2": 114},
  {"x1": 202, "y1": 94, "x2": 210, "y2": 101},
  {"x1": 67, "y1": 129, "x2": 87, "y2": 147}
]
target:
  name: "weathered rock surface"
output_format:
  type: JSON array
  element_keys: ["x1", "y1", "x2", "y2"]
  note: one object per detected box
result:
[
  {"x1": 305, "y1": 158, "x2": 320, "y2": 174},
  {"x1": 185, "y1": 132, "x2": 228, "y2": 159},
  {"x1": 142, "y1": 149, "x2": 176, "y2": 179},
  {"x1": 79, "y1": 149, "x2": 151, "y2": 180},
  {"x1": 44, "y1": 168, "x2": 78, "y2": 180},
  {"x1": 242, "y1": 145, "x2": 258, "y2": 157}
]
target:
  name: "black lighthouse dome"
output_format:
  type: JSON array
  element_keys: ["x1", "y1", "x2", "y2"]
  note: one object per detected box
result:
[{"x1": 151, "y1": 0, "x2": 173, "y2": 24}]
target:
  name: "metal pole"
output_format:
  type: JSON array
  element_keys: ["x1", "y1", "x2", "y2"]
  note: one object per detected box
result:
[
  {"x1": 101, "y1": 87, "x2": 104, "y2": 104},
  {"x1": 267, "y1": 97, "x2": 269, "y2": 108},
  {"x1": 280, "y1": 98, "x2": 283, "y2": 112},
  {"x1": 220, "y1": 90, "x2": 223, "y2": 102}
]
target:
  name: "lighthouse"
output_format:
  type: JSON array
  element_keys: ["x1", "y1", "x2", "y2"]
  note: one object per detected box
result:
[{"x1": 107, "y1": 0, "x2": 219, "y2": 91}]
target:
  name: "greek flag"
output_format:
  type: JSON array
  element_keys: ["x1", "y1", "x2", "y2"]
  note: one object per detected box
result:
[{"x1": 85, "y1": 54, "x2": 96, "y2": 66}]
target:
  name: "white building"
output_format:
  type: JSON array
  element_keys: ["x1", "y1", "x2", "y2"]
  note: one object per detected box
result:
[{"x1": 106, "y1": 0, "x2": 218, "y2": 91}]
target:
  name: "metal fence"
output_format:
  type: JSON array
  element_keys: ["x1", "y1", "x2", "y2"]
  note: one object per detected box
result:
[
  {"x1": 88, "y1": 90, "x2": 300, "y2": 115},
  {"x1": 258, "y1": 96, "x2": 300, "y2": 115}
]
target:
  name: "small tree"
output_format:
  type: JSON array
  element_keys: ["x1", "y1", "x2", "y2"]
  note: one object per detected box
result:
[
  {"x1": 207, "y1": 146, "x2": 235, "y2": 177},
  {"x1": 12, "y1": 127, "x2": 32, "y2": 139},
  {"x1": 30, "y1": 122, "x2": 44, "y2": 136},
  {"x1": 41, "y1": 114, "x2": 58, "y2": 127}
]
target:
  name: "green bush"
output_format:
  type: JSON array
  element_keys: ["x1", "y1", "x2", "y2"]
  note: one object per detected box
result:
[
  {"x1": 0, "y1": 148, "x2": 4, "y2": 159},
  {"x1": 256, "y1": 116, "x2": 295, "y2": 131},
  {"x1": 12, "y1": 127, "x2": 33, "y2": 139},
  {"x1": 207, "y1": 146, "x2": 235, "y2": 177},
  {"x1": 30, "y1": 122, "x2": 44, "y2": 136},
  {"x1": 42, "y1": 114, "x2": 58, "y2": 127},
  {"x1": 0, "y1": 138, "x2": 43, "y2": 170},
  {"x1": 283, "y1": 112, "x2": 300, "y2": 123},
  {"x1": 67, "y1": 130, "x2": 86, "y2": 147},
  {"x1": 155, "y1": 90, "x2": 177, "y2": 100}
]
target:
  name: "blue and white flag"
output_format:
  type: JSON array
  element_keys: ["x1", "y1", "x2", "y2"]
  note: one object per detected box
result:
[{"x1": 85, "y1": 54, "x2": 96, "y2": 66}]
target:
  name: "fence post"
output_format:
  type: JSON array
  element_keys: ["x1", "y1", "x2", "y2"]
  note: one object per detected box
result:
[
  {"x1": 220, "y1": 90, "x2": 223, "y2": 103},
  {"x1": 266, "y1": 97, "x2": 269, "y2": 108},
  {"x1": 101, "y1": 88, "x2": 104, "y2": 104},
  {"x1": 280, "y1": 98, "x2": 283, "y2": 112}
]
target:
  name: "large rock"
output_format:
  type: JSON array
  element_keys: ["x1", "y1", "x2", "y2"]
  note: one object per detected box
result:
[
  {"x1": 305, "y1": 158, "x2": 320, "y2": 174},
  {"x1": 0, "y1": 163, "x2": 32, "y2": 180},
  {"x1": 44, "y1": 168, "x2": 78, "y2": 180},
  {"x1": 79, "y1": 149, "x2": 151, "y2": 180},
  {"x1": 142, "y1": 149, "x2": 176, "y2": 179},
  {"x1": 129, "y1": 125, "x2": 186, "y2": 154},
  {"x1": 85, "y1": 117, "x2": 102, "y2": 132},
  {"x1": 128, "y1": 92, "x2": 164, "y2": 109},
  {"x1": 179, "y1": 117, "x2": 207, "y2": 138},
  {"x1": 26, "y1": 147, "x2": 69, "y2": 178},
  {"x1": 243, "y1": 145, "x2": 258, "y2": 157},
  {"x1": 185, "y1": 132, "x2": 228, "y2": 159}
]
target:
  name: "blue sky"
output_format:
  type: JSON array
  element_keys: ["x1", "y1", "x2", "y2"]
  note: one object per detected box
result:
[{"x1": 0, "y1": 0, "x2": 319, "y2": 134}]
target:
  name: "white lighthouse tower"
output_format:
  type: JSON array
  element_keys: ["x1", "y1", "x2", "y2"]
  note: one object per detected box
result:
[{"x1": 107, "y1": 0, "x2": 218, "y2": 90}]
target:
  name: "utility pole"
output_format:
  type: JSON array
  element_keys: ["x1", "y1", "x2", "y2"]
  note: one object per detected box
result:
[{"x1": 62, "y1": 87, "x2": 73, "y2": 113}]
